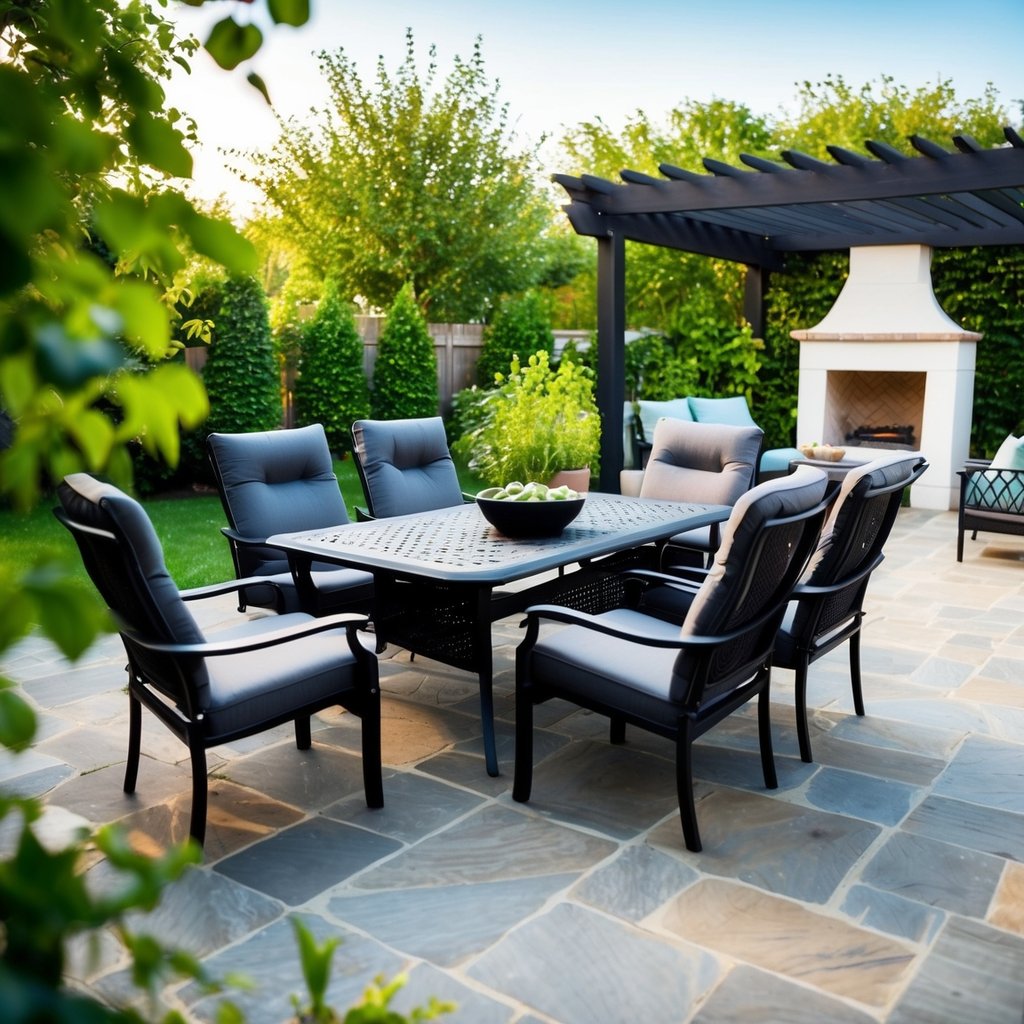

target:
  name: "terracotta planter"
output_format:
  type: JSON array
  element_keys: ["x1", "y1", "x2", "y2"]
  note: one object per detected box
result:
[{"x1": 548, "y1": 467, "x2": 590, "y2": 493}]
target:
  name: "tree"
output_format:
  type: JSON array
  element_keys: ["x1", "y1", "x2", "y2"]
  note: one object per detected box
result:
[
  {"x1": 203, "y1": 276, "x2": 281, "y2": 437},
  {"x1": 238, "y1": 30, "x2": 552, "y2": 322},
  {"x1": 371, "y1": 283, "x2": 438, "y2": 420},
  {"x1": 294, "y1": 280, "x2": 370, "y2": 455},
  {"x1": 476, "y1": 292, "x2": 554, "y2": 387}
]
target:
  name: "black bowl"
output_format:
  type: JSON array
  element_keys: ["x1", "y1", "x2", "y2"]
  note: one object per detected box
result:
[{"x1": 476, "y1": 488, "x2": 585, "y2": 538}]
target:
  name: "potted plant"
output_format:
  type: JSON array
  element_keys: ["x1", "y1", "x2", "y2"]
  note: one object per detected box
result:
[{"x1": 457, "y1": 351, "x2": 601, "y2": 489}]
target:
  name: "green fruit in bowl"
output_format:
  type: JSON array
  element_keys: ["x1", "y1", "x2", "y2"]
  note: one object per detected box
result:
[{"x1": 477, "y1": 480, "x2": 581, "y2": 502}]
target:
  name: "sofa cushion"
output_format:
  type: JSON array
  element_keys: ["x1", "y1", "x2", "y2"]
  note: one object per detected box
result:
[
  {"x1": 636, "y1": 399, "x2": 693, "y2": 444},
  {"x1": 688, "y1": 395, "x2": 757, "y2": 428}
]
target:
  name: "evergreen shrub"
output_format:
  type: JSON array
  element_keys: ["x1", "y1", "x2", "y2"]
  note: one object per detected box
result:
[
  {"x1": 294, "y1": 280, "x2": 370, "y2": 455},
  {"x1": 371, "y1": 283, "x2": 439, "y2": 420},
  {"x1": 476, "y1": 291, "x2": 554, "y2": 386}
]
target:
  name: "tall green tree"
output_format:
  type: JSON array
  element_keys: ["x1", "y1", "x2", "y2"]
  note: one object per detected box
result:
[
  {"x1": 476, "y1": 292, "x2": 554, "y2": 387},
  {"x1": 238, "y1": 30, "x2": 551, "y2": 321},
  {"x1": 371, "y1": 283, "x2": 438, "y2": 420},
  {"x1": 294, "y1": 279, "x2": 370, "y2": 454}
]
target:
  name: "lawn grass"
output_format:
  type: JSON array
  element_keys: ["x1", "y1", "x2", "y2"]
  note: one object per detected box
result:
[{"x1": 1, "y1": 454, "x2": 489, "y2": 592}]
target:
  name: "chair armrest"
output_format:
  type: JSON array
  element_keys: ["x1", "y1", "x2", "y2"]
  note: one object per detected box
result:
[
  {"x1": 354, "y1": 506, "x2": 374, "y2": 522},
  {"x1": 220, "y1": 526, "x2": 295, "y2": 553},
  {"x1": 180, "y1": 576, "x2": 285, "y2": 603},
  {"x1": 789, "y1": 552, "x2": 883, "y2": 600},
  {"x1": 119, "y1": 611, "x2": 371, "y2": 657}
]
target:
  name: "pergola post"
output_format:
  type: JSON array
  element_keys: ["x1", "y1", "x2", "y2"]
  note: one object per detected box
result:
[
  {"x1": 744, "y1": 264, "x2": 768, "y2": 339},
  {"x1": 596, "y1": 230, "x2": 625, "y2": 493}
]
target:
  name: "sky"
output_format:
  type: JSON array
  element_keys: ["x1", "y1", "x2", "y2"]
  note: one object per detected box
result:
[{"x1": 166, "y1": 0, "x2": 1024, "y2": 218}]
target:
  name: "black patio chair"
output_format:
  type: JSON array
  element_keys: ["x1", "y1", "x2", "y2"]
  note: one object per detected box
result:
[
  {"x1": 207, "y1": 425, "x2": 374, "y2": 615},
  {"x1": 54, "y1": 473, "x2": 383, "y2": 846},
  {"x1": 513, "y1": 465, "x2": 830, "y2": 852},
  {"x1": 773, "y1": 454, "x2": 928, "y2": 762},
  {"x1": 351, "y1": 416, "x2": 466, "y2": 519},
  {"x1": 956, "y1": 458, "x2": 1024, "y2": 561}
]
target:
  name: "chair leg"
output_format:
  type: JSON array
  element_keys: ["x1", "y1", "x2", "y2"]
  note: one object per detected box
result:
[
  {"x1": 849, "y1": 631, "x2": 866, "y2": 717},
  {"x1": 123, "y1": 692, "x2": 142, "y2": 795},
  {"x1": 758, "y1": 686, "x2": 778, "y2": 788},
  {"x1": 360, "y1": 683, "x2": 384, "y2": 809},
  {"x1": 294, "y1": 715, "x2": 311, "y2": 750},
  {"x1": 609, "y1": 717, "x2": 626, "y2": 744},
  {"x1": 956, "y1": 525, "x2": 964, "y2": 562},
  {"x1": 675, "y1": 720, "x2": 701, "y2": 853},
  {"x1": 188, "y1": 739, "x2": 208, "y2": 847},
  {"x1": 794, "y1": 659, "x2": 813, "y2": 764},
  {"x1": 512, "y1": 678, "x2": 534, "y2": 803}
]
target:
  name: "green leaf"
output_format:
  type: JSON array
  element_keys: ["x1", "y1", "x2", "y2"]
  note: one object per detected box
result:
[
  {"x1": 268, "y1": 0, "x2": 310, "y2": 26},
  {"x1": 67, "y1": 409, "x2": 115, "y2": 469},
  {"x1": 112, "y1": 281, "x2": 174, "y2": 358},
  {"x1": 0, "y1": 689, "x2": 40, "y2": 759},
  {"x1": 246, "y1": 71, "x2": 271, "y2": 105},
  {"x1": 205, "y1": 17, "x2": 263, "y2": 71},
  {"x1": 128, "y1": 113, "x2": 193, "y2": 178},
  {"x1": 185, "y1": 213, "x2": 258, "y2": 275}
]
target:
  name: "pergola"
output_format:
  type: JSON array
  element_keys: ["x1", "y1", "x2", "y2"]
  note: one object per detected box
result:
[{"x1": 555, "y1": 127, "x2": 1024, "y2": 491}]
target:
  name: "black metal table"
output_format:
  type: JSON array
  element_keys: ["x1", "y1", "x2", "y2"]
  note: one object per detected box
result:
[{"x1": 270, "y1": 493, "x2": 730, "y2": 776}]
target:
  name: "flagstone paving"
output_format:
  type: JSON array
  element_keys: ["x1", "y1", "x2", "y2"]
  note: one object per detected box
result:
[{"x1": 3, "y1": 506, "x2": 1024, "y2": 1022}]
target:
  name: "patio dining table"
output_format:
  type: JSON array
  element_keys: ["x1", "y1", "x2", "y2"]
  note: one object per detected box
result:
[{"x1": 269, "y1": 493, "x2": 730, "y2": 776}]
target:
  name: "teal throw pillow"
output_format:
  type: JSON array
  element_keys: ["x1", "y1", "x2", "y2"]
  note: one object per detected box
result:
[
  {"x1": 636, "y1": 399, "x2": 692, "y2": 443},
  {"x1": 688, "y1": 395, "x2": 757, "y2": 428}
]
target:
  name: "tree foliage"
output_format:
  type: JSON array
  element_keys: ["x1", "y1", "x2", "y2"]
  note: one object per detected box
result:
[
  {"x1": 476, "y1": 292, "x2": 554, "y2": 387},
  {"x1": 370, "y1": 283, "x2": 438, "y2": 420},
  {"x1": 294, "y1": 279, "x2": 370, "y2": 455},
  {"x1": 237, "y1": 30, "x2": 551, "y2": 321}
]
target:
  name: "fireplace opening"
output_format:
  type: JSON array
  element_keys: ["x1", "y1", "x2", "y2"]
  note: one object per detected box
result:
[{"x1": 846, "y1": 424, "x2": 916, "y2": 448}]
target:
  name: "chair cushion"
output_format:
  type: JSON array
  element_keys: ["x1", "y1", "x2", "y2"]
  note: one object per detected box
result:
[
  {"x1": 352, "y1": 417, "x2": 464, "y2": 518},
  {"x1": 760, "y1": 447, "x2": 805, "y2": 474},
  {"x1": 682, "y1": 465, "x2": 828, "y2": 639},
  {"x1": 965, "y1": 469, "x2": 1024, "y2": 513},
  {"x1": 199, "y1": 613, "x2": 373, "y2": 739},
  {"x1": 58, "y1": 474, "x2": 205, "y2": 646},
  {"x1": 208, "y1": 425, "x2": 350, "y2": 542},
  {"x1": 639, "y1": 419, "x2": 762, "y2": 506},
  {"x1": 688, "y1": 395, "x2": 757, "y2": 428},
  {"x1": 636, "y1": 399, "x2": 693, "y2": 443},
  {"x1": 801, "y1": 455, "x2": 919, "y2": 585},
  {"x1": 530, "y1": 609, "x2": 686, "y2": 728}
]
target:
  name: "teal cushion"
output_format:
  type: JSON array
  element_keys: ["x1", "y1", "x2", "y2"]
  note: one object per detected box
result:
[
  {"x1": 966, "y1": 470, "x2": 1024, "y2": 512},
  {"x1": 990, "y1": 433, "x2": 1024, "y2": 471},
  {"x1": 636, "y1": 399, "x2": 693, "y2": 443},
  {"x1": 760, "y1": 447, "x2": 804, "y2": 473},
  {"x1": 688, "y1": 396, "x2": 757, "y2": 428}
]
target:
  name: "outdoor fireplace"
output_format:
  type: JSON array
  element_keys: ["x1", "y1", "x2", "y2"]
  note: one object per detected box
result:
[{"x1": 792, "y1": 245, "x2": 981, "y2": 510}]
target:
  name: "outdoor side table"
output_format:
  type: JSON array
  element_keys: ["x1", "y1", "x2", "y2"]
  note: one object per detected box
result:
[{"x1": 270, "y1": 493, "x2": 730, "y2": 776}]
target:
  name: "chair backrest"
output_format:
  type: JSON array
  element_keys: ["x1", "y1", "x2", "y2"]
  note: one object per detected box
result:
[
  {"x1": 351, "y1": 417, "x2": 464, "y2": 518},
  {"x1": 55, "y1": 474, "x2": 205, "y2": 705},
  {"x1": 789, "y1": 454, "x2": 928, "y2": 637},
  {"x1": 207, "y1": 424, "x2": 349, "y2": 577},
  {"x1": 671, "y1": 465, "x2": 830, "y2": 703},
  {"x1": 639, "y1": 418, "x2": 763, "y2": 506}
]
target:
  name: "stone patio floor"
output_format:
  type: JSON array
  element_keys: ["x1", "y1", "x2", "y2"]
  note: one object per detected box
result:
[{"x1": 2, "y1": 506, "x2": 1024, "y2": 1023}]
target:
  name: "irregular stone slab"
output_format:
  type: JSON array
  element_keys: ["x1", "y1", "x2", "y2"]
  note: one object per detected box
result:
[
  {"x1": 216, "y1": 818, "x2": 401, "y2": 905},
  {"x1": 933, "y1": 735, "x2": 1024, "y2": 813},
  {"x1": 862, "y1": 831, "x2": 1005, "y2": 916},
  {"x1": 353, "y1": 804, "x2": 616, "y2": 889},
  {"x1": 803, "y1": 729, "x2": 949, "y2": 786},
  {"x1": 223, "y1": 742, "x2": 373, "y2": 811},
  {"x1": 36, "y1": 725, "x2": 127, "y2": 772},
  {"x1": 323, "y1": 769, "x2": 484, "y2": 843},
  {"x1": 693, "y1": 963, "x2": 878, "y2": 1023},
  {"x1": 841, "y1": 885, "x2": 946, "y2": 944},
  {"x1": 469, "y1": 901, "x2": 720, "y2": 1024},
  {"x1": 179, "y1": 914, "x2": 404, "y2": 1023},
  {"x1": 328, "y1": 873, "x2": 573, "y2": 966},
  {"x1": 397, "y1": 961, "x2": 514, "y2": 1024},
  {"x1": 903, "y1": 794, "x2": 1024, "y2": 861},
  {"x1": 46, "y1": 760, "x2": 192, "y2": 826},
  {"x1": 415, "y1": 750, "x2": 512, "y2": 797},
  {"x1": 653, "y1": 878, "x2": 914, "y2": 1008},
  {"x1": 648, "y1": 788, "x2": 880, "y2": 904},
  {"x1": 826, "y1": 714, "x2": 962, "y2": 762},
  {"x1": 989, "y1": 860, "x2": 1024, "y2": 936},
  {"x1": 573, "y1": 844, "x2": 700, "y2": 921},
  {"x1": 805, "y1": 766, "x2": 919, "y2": 825},
  {"x1": 887, "y1": 916, "x2": 1024, "y2": 1024}
]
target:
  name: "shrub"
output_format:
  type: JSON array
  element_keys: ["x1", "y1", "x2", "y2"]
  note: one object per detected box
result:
[
  {"x1": 370, "y1": 283, "x2": 439, "y2": 420},
  {"x1": 476, "y1": 291, "x2": 554, "y2": 386},
  {"x1": 456, "y1": 351, "x2": 601, "y2": 486},
  {"x1": 203, "y1": 276, "x2": 281, "y2": 437},
  {"x1": 294, "y1": 280, "x2": 370, "y2": 455}
]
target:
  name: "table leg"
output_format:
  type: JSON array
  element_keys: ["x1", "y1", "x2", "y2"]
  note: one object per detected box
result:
[{"x1": 474, "y1": 587, "x2": 500, "y2": 777}]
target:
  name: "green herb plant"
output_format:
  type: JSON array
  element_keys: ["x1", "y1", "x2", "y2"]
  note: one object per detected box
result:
[{"x1": 457, "y1": 350, "x2": 601, "y2": 487}]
